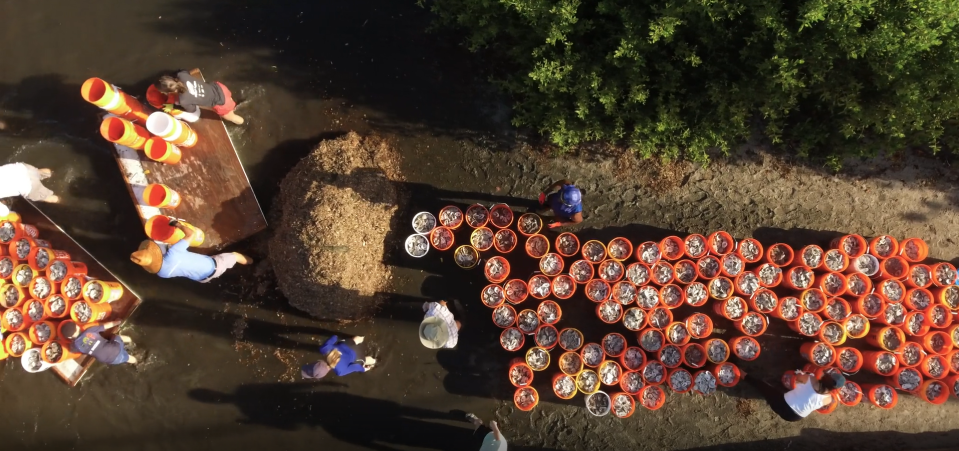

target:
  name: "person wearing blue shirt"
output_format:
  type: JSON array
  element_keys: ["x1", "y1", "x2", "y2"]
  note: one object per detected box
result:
[
  {"x1": 130, "y1": 221, "x2": 252, "y2": 282},
  {"x1": 538, "y1": 179, "x2": 584, "y2": 228},
  {"x1": 301, "y1": 335, "x2": 376, "y2": 379}
]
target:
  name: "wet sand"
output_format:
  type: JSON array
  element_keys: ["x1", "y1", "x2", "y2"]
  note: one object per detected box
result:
[{"x1": 3, "y1": 1, "x2": 959, "y2": 451}]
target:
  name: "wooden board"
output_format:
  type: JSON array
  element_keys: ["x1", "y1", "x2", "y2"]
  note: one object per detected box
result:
[
  {"x1": 109, "y1": 70, "x2": 267, "y2": 253},
  {"x1": 9, "y1": 198, "x2": 142, "y2": 386}
]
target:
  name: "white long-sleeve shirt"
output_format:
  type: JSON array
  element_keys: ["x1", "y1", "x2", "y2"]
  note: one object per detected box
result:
[{"x1": 0, "y1": 163, "x2": 32, "y2": 217}]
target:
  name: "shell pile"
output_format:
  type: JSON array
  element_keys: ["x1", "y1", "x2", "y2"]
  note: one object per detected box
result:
[
  {"x1": 902, "y1": 344, "x2": 923, "y2": 367},
  {"x1": 822, "y1": 273, "x2": 844, "y2": 295},
  {"x1": 0, "y1": 257, "x2": 13, "y2": 278},
  {"x1": 698, "y1": 257, "x2": 720, "y2": 279},
  {"x1": 517, "y1": 310, "x2": 540, "y2": 334},
  {"x1": 684, "y1": 345, "x2": 705, "y2": 367},
  {"x1": 661, "y1": 285, "x2": 682, "y2": 307},
  {"x1": 911, "y1": 266, "x2": 931, "y2": 287},
  {"x1": 63, "y1": 277, "x2": 81, "y2": 299},
  {"x1": 649, "y1": 308, "x2": 671, "y2": 329},
  {"x1": 465, "y1": 207, "x2": 487, "y2": 228},
  {"x1": 906, "y1": 312, "x2": 926, "y2": 335},
  {"x1": 930, "y1": 305, "x2": 948, "y2": 327},
  {"x1": 560, "y1": 353, "x2": 582, "y2": 374},
  {"x1": 753, "y1": 290, "x2": 777, "y2": 313},
  {"x1": 734, "y1": 338, "x2": 759, "y2": 360},
  {"x1": 802, "y1": 290, "x2": 824, "y2": 312},
  {"x1": 768, "y1": 245, "x2": 789, "y2": 266},
  {"x1": 559, "y1": 329, "x2": 583, "y2": 351},
  {"x1": 884, "y1": 304, "x2": 905, "y2": 326},
  {"x1": 0, "y1": 222, "x2": 15, "y2": 241},
  {"x1": 552, "y1": 276, "x2": 573, "y2": 298},
  {"x1": 688, "y1": 314, "x2": 710, "y2": 337},
  {"x1": 526, "y1": 347, "x2": 549, "y2": 370},
  {"x1": 484, "y1": 256, "x2": 506, "y2": 276},
  {"x1": 505, "y1": 280, "x2": 527, "y2": 302},
  {"x1": 740, "y1": 313, "x2": 765, "y2": 335},
  {"x1": 652, "y1": 262, "x2": 672, "y2": 284},
  {"x1": 529, "y1": 276, "x2": 550, "y2": 298},
  {"x1": 825, "y1": 298, "x2": 847, "y2": 320},
  {"x1": 35, "y1": 249, "x2": 50, "y2": 270},
  {"x1": 640, "y1": 330, "x2": 664, "y2": 352},
  {"x1": 26, "y1": 300, "x2": 44, "y2": 321},
  {"x1": 844, "y1": 315, "x2": 866, "y2": 337},
  {"x1": 586, "y1": 391, "x2": 610, "y2": 416},
  {"x1": 739, "y1": 239, "x2": 759, "y2": 261},
  {"x1": 642, "y1": 387, "x2": 663, "y2": 408},
  {"x1": 587, "y1": 280, "x2": 609, "y2": 301},
  {"x1": 34, "y1": 323, "x2": 51, "y2": 342},
  {"x1": 802, "y1": 246, "x2": 823, "y2": 268},
  {"x1": 642, "y1": 361, "x2": 665, "y2": 384},
  {"x1": 483, "y1": 285, "x2": 505, "y2": 307},
  {"x1": 737, "y1": 272, "x2": 759, "y2": 295},
  {"x1": 493, "y1": 305, "x2": 515, "y2": 327},
  {"x1": 518, "y1": 214, "x2": 541, "y2": 235},
  {"x1": 790, "y1": 267, "x2": 812, "y2": 289},
  {"x1": 612, "y1": 393, "x2": 634, "y2": 417},
  {"x1": 637, "y1": 286, "x2": 659, "y2": 309},
  {"x1": 526, "y1": 236, "x2": 548, "y2": 258},
  {"x1": 582, "y1": 344, "x2": 604, "y2": 367},
  {"x1": 694, "y1": 371, "x2": 717, "y2": 395},
  {"x1": 926, "y1": 356, "x2": 945, "y2": 378},
  {"x1": 724, "y1": 297, "x2": 746, "y2": 320},
  {"x1": 554, "y1": 375, "x2": 576, "y2": 398},
  {"x1": 674, "y1": 260, "x2": 696, "y2": 283},
  {"x1": 638, "y1": 242, "x2": 661, "y2": 265},
  {"x1": 903, "y1": 240, "x2": 921, "y2": 261},
  {"x1": 494, "y1": 229, "x2": 515, "y2": 251},
  {"x1": 711, "y1": 234, "x2": 730, "y2": 255},
  {"x1": 578, "y1": 370, "x2": 599, "y2": 393},
  {"x1": 723, "y1": 254, "x2": 743, "y2": 277},
  {"x1": 471, "y1": 228, "x2": 493, "y2": 250},
  {"x1": 439, "y1": 208, "x2": 462, "y2": 227},
  {"x1": 821, "y1": 322, "x2": 844, "y2": 344},
  {"x1": 600, "y1": 361, "x2": 621, "y2": 385},
  {"x1": 670, "y1": 369, "x2": 692, "y2": 391},
  {"x1": 626, "y1": 263, "x2": 649, "y2": 286},
  {"x1": 412, "y1": 212, "x2": 436, "y2": 233},
  {"x1": 709, "y1": 278, "x2": 731, "y2": 299},
  {"x1": 623, "y1": 347, "x2": 644, "y2": 370},
  {"x1": 881, "y1": 281, "x2": 904, "y2": 303},
  {"x1": 909, "y1": 289, "x2": 931, "y2": 310},
  {"x1": 2, "y1": 285, "x2": 18, "y2": 307},
  {"x1": 613, "y1": 282, "x2": 636, "y2": 304},
  {"x1": 583, "y1": 241, "x2": 606, "y2": 262},
  {"x1": 514, "y1": 387, "x2": 537, "y2": 409},
  {"x1": 48, "y1": 295, "x2": 66, "y2": 316},
  {"x1": 15, "y1": 238, "x2": 30, "y2": 259},
  {"x1": 15, "y1": 266, "x2": 34, "y2": 286},
  {"x1": 570, "y1": 260, "x2": 593, "y2": 283},
  {"x1": 558, "y1": 234, "x2": 579, "y2": 256},
  {"x1": 535, "y1": 326, "x2": 558, "y2": 348},
  {"x1": 5, "y1": 309, "x2": 23, "y2": 328},
  {"x1": 32, "y1": 278, "x2": 51, "y2": 299},
  {"x1": 667, "y1": 324, "x2": 688, "y2": 344},
  {"x1": 884, "y1": 257, "x2": 905, "y2": 277},
  {"x1": 662, "y1": 238, "x2": 681, "y2": 259},
  {"x1": 935, "y1": 264, "x2": 957, "y2": 286},
  {"x1": 707, "y1": 340, "x2": 728, "y2": 362},
  {"x1": 897, "y1": 368, "x2": 921, "y2": 391},
  {"x1": 838, "y1": 382, "x2": 859, "y2": 404},
  {"x1": 758, "y1": 264, "x2": 781, "y2": 286},
  {"x1": 490, "y1": 207, "x2": 512, "y2": 227},
  {"x1": 499, "y1": 327, "x2": 523, "y2": 351},
  {"x1": 854, "y1": 255, "x2": 877, "y2": 275},
  {"x1": 716, "y1": 363, "x2": 736, "y2": 385},
  {"x1": 430, "y1": 228, "x2": 453, "y2": 249},
  {"x1": 623, "y1": 308, "x2": 645, "y2": 330},
  {"x1": 925, "y1": 381, "x2": 944, "y2": 401},
  {"x1": 621, "y1": 372, "x2": 644, "y2": 394},
  {"x1": 778, "y1": 297, "x2": 800, "y2": 320},
  {"x1": 8, "y1": 334, "x2": 25, "y2": 354},
  {"x1": 26, "y1": 350, "x2": 42, "y2": 371},
  {"x1": 811, "y1": 343, "x2": 834, "y2": 366},
  {"x1": 873, "y1": 385, "x2": 894, "y2": 407},
  {"x1": 603, "y1": 334, "x2": 625, "y2": 356},
  {"x1": 686, "y1": 236, "x2": 706, "y2": 258},
  {"x1": 45, "y1": 341, "x2": 63, "y2": 362},
  {"x1": 875, "y1": 353, "x2": 896, "y2": 374},
  {"x1": 824, "y1": 249, "x2": 845, "y2": 272},
  {"x1": 600, "y1": 260, "x2": 624, "y2": 282},
  {"x1": 73, "y1": 301, "x2": 93, "y2": 323},
  {"x1": 660, "y1": 345, "x2": 681, "y2": 367},
  {"x1": 798, "y1": 312, "x2": 822, "y2": 336},
  {"x1": 686, "y1": 283, "x2": 707, "y2": 306},
  {"x1": 842, "y1": 236, "x2": 861, "y2": 256},
  {"x1": 540, "y1": 253, "x2": 562, "y2": 275},
  {"x1": 608, "y1": 239, "x2": 631, "y2": 260}
]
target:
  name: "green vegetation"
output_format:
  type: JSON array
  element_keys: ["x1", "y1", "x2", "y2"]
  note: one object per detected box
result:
[{"x1": 425, "y1": 0, "x2": 959, "y2": 165}]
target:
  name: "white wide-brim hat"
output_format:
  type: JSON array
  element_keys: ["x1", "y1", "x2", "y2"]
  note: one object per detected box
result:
[{"x1": 419, "y1": 316, "x2": 449, "y2": 349}]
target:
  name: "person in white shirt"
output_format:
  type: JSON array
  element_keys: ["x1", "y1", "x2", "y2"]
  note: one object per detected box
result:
[
  {"x1": 419, "y1": 300, "x2": 460, "y2": 349},
  {"x1": 465, "y1": 413, "x2": 507, "y2": 451},
  {"x1": 0, "y1": 163, "x2": 58, "y2": 217},
  {"x1": 742, "y1": 369, "x2": 843, "y2": 421}
]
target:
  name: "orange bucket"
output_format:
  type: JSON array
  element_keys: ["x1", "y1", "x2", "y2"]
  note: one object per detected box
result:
[
  {"x1": 734, "y1": 312, "x2": 768, "y2": 337},
  {"x1": 638, "y1": 329, "x2": 665, "y2": 353},
  {"x1": 484, "y1": 256, "x2": 510, "y2": 284},
  {"x1": 685, "y1": 313, "x2": 713, "y2": 339},
  {"x1": 887, "y1": 367, "x2": 923, "y2": 393},
  {"x1": 492, "y1": 229, "x2": 517, "y2": 253},
  {"x1": 552, "y1": 373, "x2": 577, "y2": 400},
  {"x1": 837, "y1": 380, "x2": 863, "y2": 406},
  {"x1": 685, "y1": 282, "x2": 708, "y2": 307},
  {"x1": 816, "y1": 394, "x2": 839, "y2": 414},
  {"x1": 40, "y1": 340, "x2": 81, "y2": 364},
  {"x1": 4, "y1": 332, "x2": 32, "y2": 357},
  {"x1": 82, "y1": 280, "x2": 124, "y2": 303},
  {"x1": 554, "y1": 232, "x2": 580, "y2": 257},
  {"x1": 659, "y1": 236, "x2": 685, "y2": 260},
  {"x1": 735, "y1": 238, "x2": 763, "y2": 263},
  {"x1": 836, "y1": 347, "x2": 864, "y2": 373},
  {"x1": 145, "y1": 215, "x2": 205, "y2": 246},
  {"x1": 581, "y1": 344, "x2": 606, "y2": 369},
  {"x1": 917, "y1": 380, "x2": 950, "y2": 404},
  {"x1": 864, "y1": 384, "x2": 898, "y2": 409},
  {"x1": 620, "y1": 346, "x2": 646, "y2": 371},
  {"x1": 503, "y1": 279, "x2": 528, "y2": 304},
  {"x1": 818, "y1": 321, "x2": 847, "y2": 346},
  {"x1": 877, "y1": 279, "x2": 906, "y2": 304},
  {"x1": 11, "y1": 264, "x2": 37, "y2": 288},
  {"x1": 27, "y1": 320, "x2": 57, "y2": 344},
  {"x1": 934, "y1": 285, "x2": 959, "y2": 311},
  {"x1": 916, "y1": 330, "x2": 952, "y2": 355},
  {"x1": 899, "y1": 237, "x2": 929, "y2": 263},
  {"x1": 823, "y1": 297, "x2": 851, "y2": 322},
  {"x1": 906, "y1": 265, "x2": 933, "y2": 289},
  {"x1": 713, "y1": 296, "x2": 748, "y2": 321},
  {"x1": 488, "y1": 204, "x2": 513, "y2": 228},
  {"x1": 706, "y1": 231, "x2": 734, "y2": 256},
  {"x1": 606, "y1": 237, "x2": 632, "y2": 261},
  {"x1": 667, "y1": 368, "x2": 693, "y2": 393},
  {"x1": 0, "y1": 282, "x2": 26, "y2": 308},
  {"x1": 27, "y1": 247, "x2": 54, "y2": 272},
  {"x1": 707, "y1": 276, "x2": 733, "y2": 300},
  {"x1": 464, "y1": 204, "x2": 489, "y2": 228},
  {"x1": 596, "y1": 300, "x2": 623, "y2": 324},
  {"x1": 819, "y1": 272, "x2": 846, "y2": 297},
  {"x1": 781, "y1": 370, "x2": 797, "y2": 390},
  {"x1": 144, "y1": 137, "x2": 183, "y2": 165},
  {"x1": 99, "y1": 116, "x2": 149, "y2": 150},
  {"x1": 930, "y1": 262, "x2": 958, "y2": 287},
  {"x1": 1, "y1": 307, "x2": 31, "y2": 332},
  {"x1": 685, "y1": 234, "x2": 708, "y2": 259},
  {"x1": 27, "y1": 276, "x2": 55, "y2": 301},
  {"x1": 539, "y1": 253, "x2": 565, "y2": 276},
  {"x1": 788, "y1": 311, "x2": 824, "y2": 337},
  {"x1": 704, "y1": 338, "x2": 730, "y2": 364},
  {"x1": 695, "y1": 255, "x2": 721, "y2": 280},
  {"x1": 551, "y1": 275, "x2": 576, "y2": 300},
  {"x1": 70, "y1": 299, "x2": 112, "y2": 324},
  {"x1": 525, "y1": 234, "x2": 549, "y2": 258},
  {"x1": 672, "y1": 259, "x2": 697, "y2": 284},
  {"x1": 919, "y1": 354, "x2": 948, "y2": 380},
  {"x1": 610, "y1": 392, "x2": 637, "y2": 418},
  {"x1": 610, "y1": 281, "x2": 635, "y2": 304},
  {"x1": 681, "y1": 342, "x2": 707, "y2": 368},
  {"x1": 499, "y1": 327, "x2": 525, "y2": 351},
  {"x1": 60, "y1": 276, "x2": 85, "y2": 301},
  {"x1": 516, "y1": 213, "x2": 542, "y2": 236},
  {"x1": 765, "y1": 243, "x2": 794, "y2": 267},
  {"x1": 582, "y1": 240, "x2": 607, "y2": 263},
  {"x1": 772, "y1": 296, "x2": 803, "y2": 321},
  {"x1": 879, "y1": 256, "x2": 910, "y2": 280},
  {"x1": 842, "y1": 313, "x2": 870, "y2": 339},
  {"x1": 558, "y1": 351, "x2": 584, "y2": 375},
  {"x1": 492, "y1": 304, "x2": 515, "y2": 328},
  {"x1": 902, "y1": 311, "x2": 930, "y2": 337},
  {"x1": 800, "y1": 342, "x2": 836, "y2": 367},
  {"x1": 798, "y1": 245, "x2": 825, "y2": 269},
  {"x1": 599, "y1": 360, "x2": 623, "y2": 385},
  {"x1": 756, "y1": 263, "x2": 783, "y2": 287},
  {"x1": 844, "y1": 272, "x2": 872, "y2": 297},
  {"x1": 513, "y1": 387, "x2": 538, "y2": 411},
  {"x1": 528, "y1": 274, "x2": 551, "y2": 300},
  {"x1": 142, "y1": 184, "x2": 182, "y2": 209},
  {"x1": 81, "y1": 77, "x2": 149, "y2": 123},
  {"x1": 748, "y1": 288, "x2": 778, "y2": 314},
  {"x1": 862, "y1": 350, "x2": 900, "y2": 376},
  {"x1": 43, "y1": 294, "x2": 71, "y2": 319},
  {"x1": 436, "y1": 205, "x2": 464, "y2": 230},
  {"x1": 832, "y1": 234, "x2": 867, "y2": 258},
  {"x1": 783, "y1": 266, "x2": 815, "y2": 291},
  {"x1": 536, "y1": 301, "x2": 562, "y2": 326},
  {"x1": 713, "y1": 362, "x2": 741, "y2": 387},
  {"x1": 639, "y1": 385, "x2": 666, "y2": 409},
  {"x1": 648, "y1": 307, "x2": 673, "y2": 330},
  {"x1": 585, "y1": 279, "x2": 611, "y2": 302},
  {"x1": 659, "y1": 284, "x2": 684, "y2": 308},
  {"x1": 658, "y1": 343, "x2": 682, "y2": 368},
  {"x1": 867, "y1": 326, "x2": 906, "y2": 352},
  {"x1": 869, "y1": 235, "x2": 899, "y2": 259}
]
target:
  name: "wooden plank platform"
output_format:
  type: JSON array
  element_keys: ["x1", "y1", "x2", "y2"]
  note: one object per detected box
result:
[
  {"x1": 9, "y1": 198, "x2": 142, "y2": 386},
  {"x1": 109, "y1": 70, "x2": 266, "y2": 253}
]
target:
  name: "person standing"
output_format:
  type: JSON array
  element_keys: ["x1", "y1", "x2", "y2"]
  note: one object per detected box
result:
[
  {"x1": 741, "y1": 370, "x2": 842, "y2": 421},
  {"x1": 538, "y1": 179, "x2": 584, "y2": 228},
  {"x1": 155, "y1": 69, "x2": 245, "y2": 125},
  {"x1": 0, "y1": 163, "x2": 58, "y2": 217},
  {"x1": 129, "y1": 221, "x2": 252, "y2": 283},
  {"x1": 419, "y1": 300, "x2": 460, "y2": 349},
  {"x1": 301, "y1": 335, "x2": 376, "y2": 379},
  {"x1": 60, "y1": 320, "x2": 137, "y2": 365},
  {"x1": 465, "y1": 413, "x2": 508, "y2": 450}
]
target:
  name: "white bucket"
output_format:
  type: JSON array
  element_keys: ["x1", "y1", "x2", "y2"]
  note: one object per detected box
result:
[
  {"x1": 146, "y1": 112, "x2": 181, "y2": 141},
  {"x1": 405, "y1": 234, "x2": 429, "y2": 258},
  {"x1": 585, "y1": 390, "x2": 611, "y2": 416},
  {"x1": 411, "y1": 212, "x2": 436, "y2": 235},
  {"x1": 21, "y1": 348, "x2": 54, "y2": 373},
  {"x1": 853, "y1": 254, "x2": 880, "y2": 277}
]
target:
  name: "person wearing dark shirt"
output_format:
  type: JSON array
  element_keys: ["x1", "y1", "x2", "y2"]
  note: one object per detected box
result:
[
  {"x1": 155, "y1": 69, "x2": 245, "y2": 125},
  {"x1": 61, "y1": 320, "x2": 137, "y2": 365}
]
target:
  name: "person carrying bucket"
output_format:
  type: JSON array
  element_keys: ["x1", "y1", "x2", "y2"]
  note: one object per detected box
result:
[
  {"x1": 0, "y1": 163, "x2": 59, "y2": 217},
  {"x1": 741, "y1": 369, "x2": 842, "y2": 421},
  {"x1": 301, "y1": 335, "x2": 376, "y2": 378},
  {"x1": 61, "y1": 320, "x2": 137, "y2": 365},
  {"x1": 420, "y1": 300, "x2": 460, "y2": 349},
  {"x1": 155, "y1": 69, "x2": 245, "y2": 125},
  {"x1": 537, "y1": 179, "x2": 584, "y2": 228},
  {"x1": 465, "y1": 413, "x2": 508, "y2": 451},
  {"x1": 130, "y1": 220, "x2": 252, "y2": 283}
]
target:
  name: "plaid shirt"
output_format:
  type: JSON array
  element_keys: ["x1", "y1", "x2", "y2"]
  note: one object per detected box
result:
[{"x1": 423, "y1": 302, "x2": 458, "y2": 348}]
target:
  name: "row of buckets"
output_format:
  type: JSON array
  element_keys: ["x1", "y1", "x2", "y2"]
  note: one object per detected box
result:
[
  {"x1": 406, "y1": 203, "x2": 959, "y2": 414},
  {"x1": 0, "y1": 212, "x2": 125, "y2": 371},
  {"x1": 81, "y1": 77, "x2": 209, "y2": 247}
]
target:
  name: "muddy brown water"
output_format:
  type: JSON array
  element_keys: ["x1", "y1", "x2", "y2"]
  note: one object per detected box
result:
[{"x1": 3, "y1": 1, "x2": 959, "y2": 451}]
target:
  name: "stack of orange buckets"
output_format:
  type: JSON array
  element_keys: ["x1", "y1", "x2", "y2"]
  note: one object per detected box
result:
[
  {"x1": 408, "y1": 203, "x2": 959, "y2": 417},
  {"x1": 0, "y1": 211, "x2": 123, "y2": 372}
]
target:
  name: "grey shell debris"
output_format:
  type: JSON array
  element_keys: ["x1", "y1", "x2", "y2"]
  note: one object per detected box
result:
[
  {"x1": 501, "y1": 327, "x2": 524, "y2": 351},
  {"x1": 685, "y1": 235, "x2": 706, "y2": 258},
  {"x1": 493, "y1": 305, "x2": 515, "y2": 327},
  {"x1": 738, "y1": 239, "x2": 760, "y2": 261},
  {"x1": 626, "y1": 263, "x2": 650, "y2": 286},
  {"x1": 716, "y1": 363, "x2": 737, "y2": 385},
  {"x1": 873, "y1": 236, "x2": 894, "y2": 258},
  {"x1": 753, "y1": 290, "x2": 777, "y2": 313},
  {"x1": 621, "y1": 371, "x2": 644, "y2": 394},
  {"x1": 707, "y1": 340, "x2": 728, "y2": 363},
  {"x1": 553, "y1": 374, "x2": 576, "y2": 398},
  {"x1": 535, "y1": 325, "x2": 558, "y2": 348},
  {"x1": 674, "y1": 260, "x2": 696, "y2": 283},
  {"x1": 438, "y1": 208, "x2": 462, "y2": 227},
  {"x1": 685, "y1": 282, "x2": 707, "y2": 306},
  {"x1": 559, "y1": 328, "x2": 583, "y2": 351},
  {"x1": 73, "y1": 301, "x2": 93, "y2": 323},
  {"x1": 711, "y1": 234, "x2": 730, "y2": 255},
  {"x1": 684, "y1": 345, "x2": 705, "y2": 368},
  {"x1": 455, "y1": 244, "x2": 478, "y2": 266},
  {"x1": 873, "y1": 385, "x2": 894, "y2": 407},
  {"x1": 598, "y1": 301, "x2": 621, "y2": 323},
  {"x1": 0, "y1": 222, "x2": 15, "y2": 242},
  {"x1": 582, "y1": 343, "x2": 604, "y2": 367},
  {"x1": 778, "y1": 297, "x2": 801, "y2": 321},
  {"x1": 798, "y1": 312, "x2": 823, "y2": 336},
  {"x1": 483, "y1": 285, "x2": 505, "y2": 307},
  {"x1": 802, "y1": 245, "x2": 823, "y2": 268},
  {"x1": 613, "y1": 282, "x2": 636, "y2": 304},
  {"x1": 638, "y1": 242, "x2": 661, "y2": 265},
  {"x1": 824, "y1": 249, "x2": 846, "y2": 272},
  {"x1": 649, "y1": 308, "x2": 671, "y2": 330},
  {"x1": 734, "y1": 338, "x2": 759, "y2": 360},
  {"x1": 510, "y1": 365, "x2": 532, "y2": 387},
  {"x1": 698, "y1": 257, "x2": 720, "y2": 279},
  {"x1": 412, "y1": 212, "x2": 437, "y2": 234},
  {"x1": 63, "y1": 277, "x2": 82, "y2": 299},
  {"x1": 26, "y1": 300, "x2": 44, "y2": 321},
  {"x1": 768, "y1": 245, "x2": 790, "y2": 266},
  {"x1": 757, "y1": 264, "x2": 781, "y2": 286},
  {"x1": 623, "y1": 308, "x2": 646, "y2": 331},
  {"x1": 599, "y1": 260, "x2": 624, "y2": 282},
  {"x1": 526, "y1": 347, "x2": 549, "y2": 370},
  {"x1": 558, "y1": 234, "x2": 579, "y2": 256},
  {"x1": 583, "y1": 241, "x2": 606, "y2": 263},
  {"x1": 693, "y1": 370, "x2": 717, "y2": 395},
  {"x1": 612, "y1": 393, "x2": 634, "y2": 417},
  {"x1": 600, "y1": 361, "x2": 621, "y2": 385},
  {"x1": 642, "y1": 361, "x2": 665, "y2": 384},
  {"x1": 570, "y1": 260, "x2": 593, "y2": 283},
  {"x1": 471, "y1": 228, "x2": 493, "y2": 250},
  {"x1": 740, "y1": 313, "x2": 765, "y2": 335},
  {"x1": 0, "y1": 257, "x2": 14, "y2": 278},
  {"x1": 670, "y1": 369, "x2": 692, "y2": 392},
  {"x1": 464, "y1": 207, "x2": 487, "y2": 228},
  {"x1": 526, "y1": 235, "x2": 548, "y2": 258},
  {"x1": 709, "y1": 277, "x2": 732, "y2": 299},
  {"x1": 602, "y1": 333, "x2": 625, "y2": 356},
  {"x1": 722, "y1": 254, "x2": 743, "y2": 277},
  {"x1": 517, "y1": 310, "x2": 540, "y2": 334},
  {"x1": 607, "y1": 238, "x2": 631, "y2": 260},
  {"x1": 640, "y1": 330, "x2": 664, "y2": 353},
  {"x1": 660, "y1": 345, "x2": 681, "y2": 367},
  {"x1": 641, "y1": 386, "x2": 663, "y2": 408},
  {"x1": 637, "y1": 286, "x2": 660, "y2": 309},
  {"x1": 552, "y1": 276, "x2": 574, "y2": 298}
]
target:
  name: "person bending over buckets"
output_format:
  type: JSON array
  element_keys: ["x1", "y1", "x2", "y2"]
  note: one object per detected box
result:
[
  {"x1": 301, "y1": 335, "x2": 376, "y2": 379},
  {"x1": 420, "y1": 301, "x2": 460, "y2": 349},
  {"x1": 0, "y1": 162, "x2": 59, "y2": 217},
  {"x1": 537, "y1": 179, "x2": 584, "y2": 228},
  {"x1": 61, "y1": 320, "x2": 137, "y2": 365},
  {"x1": 152, "y1": 68, "x2": 245, "y2": 125},
  {"x1": 741, "y1": 369, "x2": 843, "y2": 421},
  {"x1": 130, "y1": 221, "x2": 252, "y2": 283}
]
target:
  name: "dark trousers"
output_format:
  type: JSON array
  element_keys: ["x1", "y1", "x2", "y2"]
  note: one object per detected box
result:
[
  {"x1": 743, "y1": 374, "x2": 803, "y2": 422},
  {"x1": 470, "y1": 425, "x2": 492, "y2": 449}
]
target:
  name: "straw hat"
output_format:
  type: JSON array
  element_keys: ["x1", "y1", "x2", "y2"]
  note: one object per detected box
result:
[
  {"x1": 419, "y1": 316, "x2": 450, "y2": 349},
  {"x1": 130, "y1": 240, "x2": 163, "y2": 274}
]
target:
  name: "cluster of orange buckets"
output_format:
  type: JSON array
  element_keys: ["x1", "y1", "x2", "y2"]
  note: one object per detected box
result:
[
  {"x1": 414, "y1": 204, "x2": 959, "y2": 416},
  {"x1": 81, "y1": 77, "x2": 207, "y2": 246},
  {"x1": 0, "y1": 211, "x2": 123, "y2": 372},
  {"x1": 780, "y1": 234, "x2": 959, "y2": 411}
]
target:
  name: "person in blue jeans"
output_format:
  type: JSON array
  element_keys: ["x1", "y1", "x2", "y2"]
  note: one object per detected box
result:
[
  {"x1": 538, "y1": 179, "x2": 584, "y2": 228},
  {"x1": 60, "y1": 320, "x2": 137, "y2": 365},
  {"x1": 301, "y1": 335, "x2": 376, "y2": 379},
  {"x1": 130, "y1": 221, "x2": 252, "y2": 282}
]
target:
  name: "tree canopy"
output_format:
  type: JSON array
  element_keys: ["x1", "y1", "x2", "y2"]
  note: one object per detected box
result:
[{"x1": 426, "y1": 0, "x2": 959, "y2": 164}]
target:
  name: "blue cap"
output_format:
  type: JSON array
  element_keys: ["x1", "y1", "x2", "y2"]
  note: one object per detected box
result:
[
  {"x1": 561, "y1": 187, "x2": 582, "y2": 207},
  {"x1": 827, "y1": 372, "x2": 846, "y2": 390}
]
